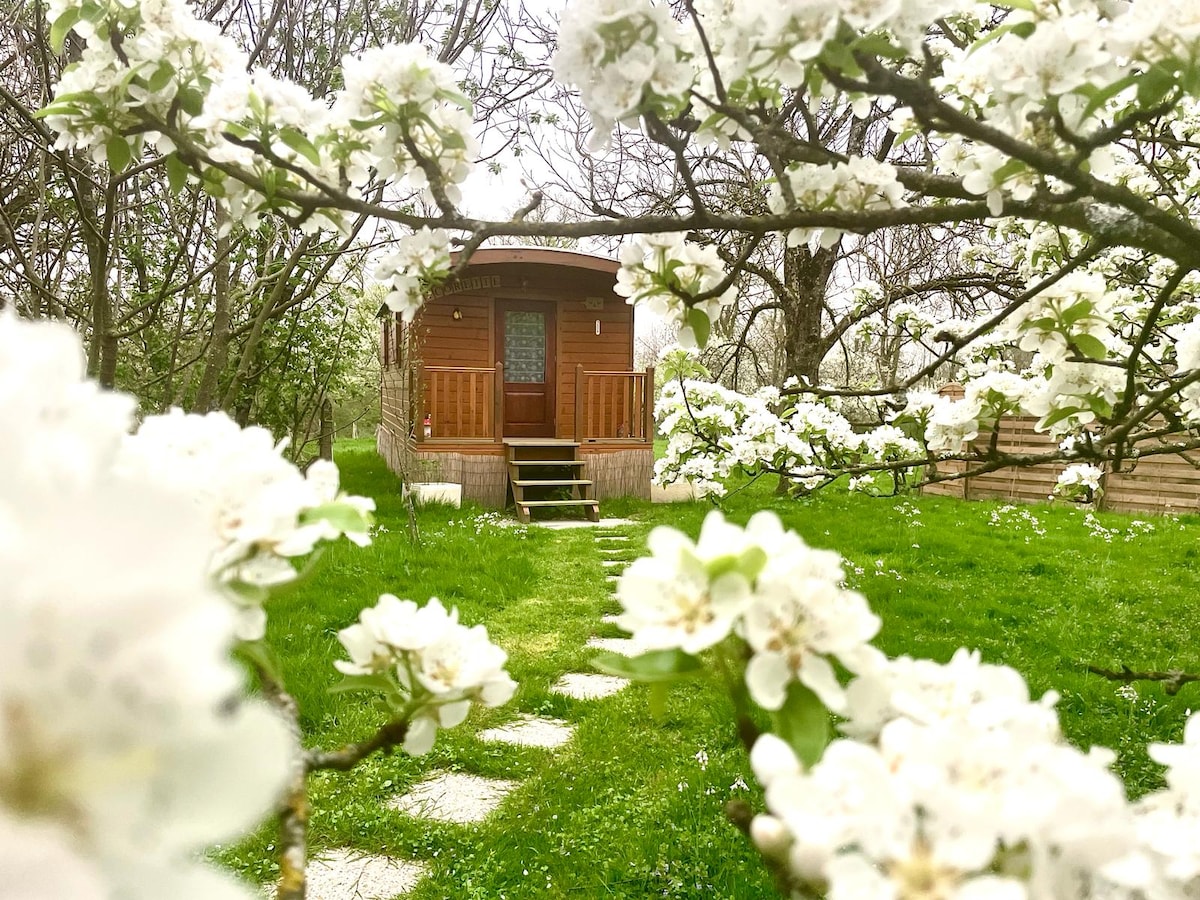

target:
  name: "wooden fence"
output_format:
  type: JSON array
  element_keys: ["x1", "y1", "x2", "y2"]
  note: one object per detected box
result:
[
  {"x1": 574, "y1": 366, "x2": 655, "y2": 442},
  {"x1": 922, "y1": 385, "x2": 1200, "y2": 515}
]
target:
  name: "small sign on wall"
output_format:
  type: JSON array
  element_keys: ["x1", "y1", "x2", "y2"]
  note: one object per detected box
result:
[{"x1": 583, "y1": 296, "x2": 605, "y2": 311}]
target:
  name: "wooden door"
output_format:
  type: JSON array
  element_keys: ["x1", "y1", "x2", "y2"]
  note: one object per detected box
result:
[{"x1": 495, "y1": 299, "x2": 556, "y2": 437}]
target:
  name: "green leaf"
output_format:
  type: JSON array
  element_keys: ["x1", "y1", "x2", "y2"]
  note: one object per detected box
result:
[
  {"x1": 300, "y1": 501, "x2": 373, "y2": 534},
  {"x1": 105, "y1": 135, "x2": 132, "y2": 172},
  {"x1": 147, "y1": 61, "x2": 176, "y2": 93},
  {"x1": 685, "y1": 307, "x2": 712, "y2": 348},
  {"x1": 328, "y1": 673, "x2": 396, "y2": 695},
  {"x1": 440, "y1": 88, "x2": 474, "y2": 113},
  {"x1": 1059, "y1": 299, "x2": 1095, "y2": 326},
  {"x1": 967, "y1": 19, "x2": 1033, "y2": 56},
  {"x1": 1072, "y1": 333, "x2": 1108, "y2": 360},
  {"x1": 178, "y1": 86, "x2": 205, "y2": 117},
  {"x1": 1038, "y1": 405, "x2": 1083, "y2": 429},
  {"x1": 1085, "y1": 393, "x2": 1113, "y2": 417},
  {"x1": 233, "y1": 638, "x2": 285, "y2": 685},
  {"x1": 50, "y1": 7, "x2": 83, "y2": 53},
  {"x1": 769, "y1": 683, "x2": 830, "y2": 767},
  {"x1": 647, "y1": 681, "x2": 670, "y2": 720},
  {"x1": 279, "y1": 126, "x2": 322, "y2": 167},
  {"x1": 78, "y1": 1, "x2": 105, "y2": 22},
  {"x1": 737, "y1": 546, "x2": 768, "y2": 582},
  {"x1": 165, "y1": 152, "x2": 190, "y2": 194},
  {"x1": 32, "y1": 103, "x2": 72, "y2": 120},
  {"x1": 705, "y1": 553, "x2": 740, "y2": 581},
  {"x1": 991, "y1": 156, "x2": 1026, "y2": 184},
  {"x1": 819, "y1": 39, "x2": 860, "y2": 77},
  {"x1": 224, "y1": 578, "x2": 270, "y2": 606},
  {"x1": 42, "y1": 90, "x2": 96, "y2": 106},
  {"x1": 33, "y1": 90, "x2": 99, "y2": 119},
  {"x1": 1137, "y1": 64, "x2": 1177, "y2": 108},
  {"x1": 852, "y1": 32, "x2": 907, "y2": 61},
  {"x1": 1182, "y1": 62, "x2": 1200, "y2": 97},
  {"x1": 706, "y1": 546, "x2": 767, "y2": 583},
  {"x1": 446, "y1": 130, "x2": 468, "y2": 152},
  {"x1": 591, "y1": 648, "x2": 704, "y2": 683},
  {"x1": 1078, "y1": 72, "x2": 1140, "y2": 121}
]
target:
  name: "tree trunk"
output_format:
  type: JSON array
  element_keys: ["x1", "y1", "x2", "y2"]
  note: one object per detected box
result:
[
  {"x1": 318, "y1": 398, "x2": 334, "y2": 460},
  {"x1": 193, "y1": 212, "x2": 233, "y2": 412},
  {"x1": 220, "y1": 235, "x2": 314, "y2": 414},
  {"x1": 85, "y1": 176, "x2": 119, "y2": 387},
  {"x1": 779, "y1": 244, "x2": 839, "y2": 384},
  {"x1": 775, "y1": 244, "x2": 839, "y2": 496}
]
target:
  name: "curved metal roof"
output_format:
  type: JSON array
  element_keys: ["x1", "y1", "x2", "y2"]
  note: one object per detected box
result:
[{"x1": 451, "y1": 246, "x2": 619, "y2": 274}]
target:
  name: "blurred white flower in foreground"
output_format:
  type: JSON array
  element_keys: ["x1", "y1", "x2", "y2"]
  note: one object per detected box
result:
[
  {"x1": 117, "y1": 408, "x2": 375, "y2": 639},
  {"x1": 0, "y1": 312, "x2": 295, "y2": 900}
]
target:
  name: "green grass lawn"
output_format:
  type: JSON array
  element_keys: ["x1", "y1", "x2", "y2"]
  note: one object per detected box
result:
[{"x1": 225, "y1": 442, "x2": 1200, "y2": 898}]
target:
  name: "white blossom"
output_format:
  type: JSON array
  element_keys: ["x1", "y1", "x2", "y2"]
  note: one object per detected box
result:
[
  {"x1": 335, "y1": 595, "x2": 517, "y2": 755},
  {"x1": 375, "y1": 228, "x2": 453, "y2": 321},
  {"x1": 614, "y1": 513, "x2": 755, "y2": 654},
  {"x1": 1052, "y1": 463, "x2": 1104, "y2": 502},
  {"x1": 741, "y1": 521, "x2": 880, "y2": 712},
  {"x1": 552, "y1": 0, "x2": 693, "y2": 147},
  {"x1": 755, "y1": 651, "x2": 1142, "y2": 900},
  {"x1": 768, "y1": 157, "x2": 907, "y2": 252},
  {"x1": 615, "y1": 233, "x2": 737, "y2": 347}
]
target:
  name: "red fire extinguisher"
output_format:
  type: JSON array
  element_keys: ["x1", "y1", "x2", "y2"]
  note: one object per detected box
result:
[{"x1": 423, "y1": 413, "x2": 432, "y2": 439}]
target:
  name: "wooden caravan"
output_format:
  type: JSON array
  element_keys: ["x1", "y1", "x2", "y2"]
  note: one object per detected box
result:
[{"x1": 378, "y1": 247, "x2": 654, "y2": 520}]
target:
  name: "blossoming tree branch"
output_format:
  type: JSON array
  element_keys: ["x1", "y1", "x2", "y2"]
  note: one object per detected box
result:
[{"x1": 12, "y1": 0, "x2": 1200, "y2": 897}]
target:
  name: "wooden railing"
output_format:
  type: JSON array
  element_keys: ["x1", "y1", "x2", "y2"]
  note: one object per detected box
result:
[
  {"x1": 416, "y1": 363, "x2": 504, "y2": 442},
  {"x1": 574, "y1": 365, "x2": 655, "y2": 443}
]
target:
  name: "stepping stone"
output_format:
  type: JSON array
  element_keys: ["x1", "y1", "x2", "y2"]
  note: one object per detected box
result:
[
  {"x1": 596, "y1": 534, "x2": 630, "y2": 541},
  {"x1": 605, "y1": 575, "x2": 619, "y2": 584},
  {"x1": 602, "y1": 560, "x2": 625, "y2": 568},
  {"x1": 600, "y1": 613, "x2": 621, "y2": 625},
  {"x1": 306, "y1": 849, "x2": 427, "y2": 900},
  {"x1": 388, "y1": 771, "x2": 517, "y2": 824},
  {"x1": 479, "y1": 714, "x2": 575, "y2": 749},
  {"x1": 534, "y1": 517, "x2": 634, "y2": 530},
  {"x1": 551, "y1": 673, "x2": 630, "y2": 699},
  {"x1": 586, "y1": 636, "x2": 645, "y2": 656}
]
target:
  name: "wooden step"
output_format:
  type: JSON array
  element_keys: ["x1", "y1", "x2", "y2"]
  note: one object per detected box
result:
[
  {"x1": 503, "y1": 439, "x2": 581, "y2": 447},
  {"x1": 510, "y1": 459, "x2": 585, "y2": 467},
  {"x1": 512, "y1": 479, "x2": 593, "y2": 487},
  {"x1": 519, "y1": 499, "x2": 599, "y2": 508}
]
